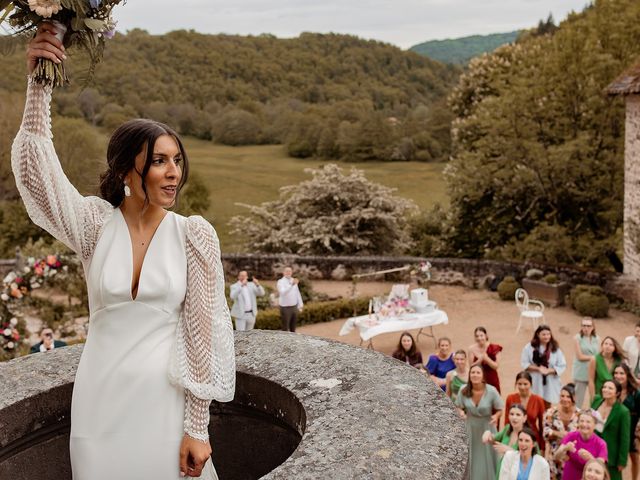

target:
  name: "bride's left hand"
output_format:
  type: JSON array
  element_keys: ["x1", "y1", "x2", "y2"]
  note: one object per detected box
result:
[{"x1": 179, "y1": 435, "x2": 212, "y2": 477}]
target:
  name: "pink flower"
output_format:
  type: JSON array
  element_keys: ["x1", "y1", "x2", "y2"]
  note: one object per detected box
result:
[{"x1": 46, "y1": 255, "x2": 58, "y2": 266}]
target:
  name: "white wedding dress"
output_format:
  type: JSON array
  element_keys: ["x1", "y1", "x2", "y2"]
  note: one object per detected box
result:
[
  {"x1": 71, "y1": 208, "x2": 198, "y2": 478},
  {"x1": 11, "y1": 79, "x2": 235, "y2": 479}
]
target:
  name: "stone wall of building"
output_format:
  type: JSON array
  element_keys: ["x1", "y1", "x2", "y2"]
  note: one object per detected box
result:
[{"x1": 624, "y1": 95, "x2": 640, "y2": 282}]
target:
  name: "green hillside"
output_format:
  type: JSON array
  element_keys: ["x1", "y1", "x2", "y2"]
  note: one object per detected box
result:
[
  {"x1": 0, "y1": 31, "x2": 460, "y2": 163},
  {"x1": 410, "y1": 31, "x2": 520, "y2": 64}
]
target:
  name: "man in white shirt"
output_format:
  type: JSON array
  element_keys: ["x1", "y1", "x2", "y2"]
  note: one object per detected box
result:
[
  {"x1": 277, "y1": 266, "x2": 304, "y2": 332},
  {"x1": 230, "y1": 271, "x2": 265, "y2": 331}
]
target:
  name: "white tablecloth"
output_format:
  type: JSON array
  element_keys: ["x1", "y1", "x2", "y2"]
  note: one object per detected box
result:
[{"x1": 339, "y1": 310, "x2": 448, "y2": 342}]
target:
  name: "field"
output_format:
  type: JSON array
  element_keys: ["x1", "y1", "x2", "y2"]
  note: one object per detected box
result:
[{"x1": 183, "y1": 138, "x2": 449, "y2": 251}]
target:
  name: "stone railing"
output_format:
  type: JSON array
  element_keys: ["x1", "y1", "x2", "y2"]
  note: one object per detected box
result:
[
  {"x1": 0, "y1": 331, "x2": 467, "y2": 479},
  {"x1": 221, "y1": 253, "x2": 615, "y2": 286},
  {"x1": 3, "y1": 253, "x2": 630, "y2": 301}
]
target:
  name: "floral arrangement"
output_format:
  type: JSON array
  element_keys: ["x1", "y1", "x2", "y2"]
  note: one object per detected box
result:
[
  {"x1": 0, "y1": 254, "x2": 67, "y2": 360},
  {"x1": 0, "y1": 0, "x2": 124, "y2": 87},
  {"x1": 410, "y1": 260, "x2": 432, "y2": 285}
]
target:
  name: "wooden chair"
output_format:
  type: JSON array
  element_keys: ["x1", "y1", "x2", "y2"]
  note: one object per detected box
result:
[{"x1": 515, "y1": 288, "x2": 545, "y2": 334}]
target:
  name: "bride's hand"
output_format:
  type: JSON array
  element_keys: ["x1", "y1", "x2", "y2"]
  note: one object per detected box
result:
[
  {"x1": 27, "y1": 22, "x2": 66, "y2": 74},
  {"x1": 179, "y1": 435, "x2": 212, "y2": 478}
]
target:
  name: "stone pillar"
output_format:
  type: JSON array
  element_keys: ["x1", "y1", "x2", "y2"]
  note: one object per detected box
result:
[{"x1": 624, "y1": 95, "x2": 640, "y2": 280}]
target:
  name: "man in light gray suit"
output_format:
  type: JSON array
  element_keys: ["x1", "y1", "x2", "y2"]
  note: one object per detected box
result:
[{"x1": 230, "y1": 271, "x2": 265, "y2": 331}]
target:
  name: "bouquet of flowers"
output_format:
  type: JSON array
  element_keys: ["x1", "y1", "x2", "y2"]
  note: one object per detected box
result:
[
  {"x1": 410, "y1": 261, "x2": 432, "y2": 286},
  {"x1": 0, "y1": 253, "x2": 68, "y2": 361},
  {"x1": 0, "y1": 0, "x2": 124, "y2": 87}
]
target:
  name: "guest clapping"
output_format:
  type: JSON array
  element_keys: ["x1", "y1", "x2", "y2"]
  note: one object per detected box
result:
[
  {"x1": 426, "y1": 337, "x2": 455, "y2": 391},
  {"x1": 469, "y1": 326, "x2": 503, "y2": 393},
  {"x1": 544, "y1": 384, "x2": 579, "y2": 480},
  {"x1": 521, "y1": 325, "x2": 567, "y2": 408},
  {"x1": 555, "y1": 410, "x2": 607, "y2": 480},
  {"x1": 588, "y1": 337, "x2": 625, "y2": 401},
  {"x1": 498, "y1": 426, "x2": 550, "y2": 480},
  {"x1": 391, "y1": 332, "x2": 423, "y2": 369},
  {"x1": 591, "y1": 379, "x2": 630, "y2": 480}
]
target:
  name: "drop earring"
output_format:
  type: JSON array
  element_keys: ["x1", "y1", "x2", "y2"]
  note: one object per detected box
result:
[{"x1": 123, "y1": 181, "x2": 131, "y2": 197}]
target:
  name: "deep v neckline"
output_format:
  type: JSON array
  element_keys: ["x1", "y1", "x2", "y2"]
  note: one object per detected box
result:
[{"x1": 118, "y1": 208, "x2": 171, "y2": 301}]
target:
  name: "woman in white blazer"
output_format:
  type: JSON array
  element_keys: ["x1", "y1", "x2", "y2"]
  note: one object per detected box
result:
[
  {"x1": 623, "y1": 321, "x2": 640, "y2": 379},
  {"x1": 499, "y1": 426, "x2": 550, "y2": 480}
]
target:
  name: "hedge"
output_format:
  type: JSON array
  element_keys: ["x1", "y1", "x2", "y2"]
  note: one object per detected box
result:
[{"x1": 255, "y1": 297, "x2": 371, "y2": 330}]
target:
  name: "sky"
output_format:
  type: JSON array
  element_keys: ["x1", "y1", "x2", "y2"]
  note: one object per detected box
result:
[{"x1": 114, "y1": 0, "x2": 591, "y2": 49}]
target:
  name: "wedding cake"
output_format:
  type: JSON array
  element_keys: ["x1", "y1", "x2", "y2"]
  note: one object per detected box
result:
[{"x1": 410, "y1": 288, "x2": 437, "y2": 313}]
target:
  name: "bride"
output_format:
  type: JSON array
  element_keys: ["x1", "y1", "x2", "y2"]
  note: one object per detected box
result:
[{"x1": 12, "y1": 22, "x2": 235, "y2": 479}]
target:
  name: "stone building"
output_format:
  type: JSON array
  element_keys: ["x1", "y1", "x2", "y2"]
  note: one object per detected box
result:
[{"x1": 607, "y1": 63, "x2": 640, "y2": 298}]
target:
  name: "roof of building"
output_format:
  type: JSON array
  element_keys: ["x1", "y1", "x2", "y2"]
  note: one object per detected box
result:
[{"x1": 606, "y1": 62, "x2": 640, "y2": 96}]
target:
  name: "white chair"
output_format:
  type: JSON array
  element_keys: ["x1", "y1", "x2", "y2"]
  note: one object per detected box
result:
[{"x1": 515, "y1": 288, "x2": 545, "y2": 334}]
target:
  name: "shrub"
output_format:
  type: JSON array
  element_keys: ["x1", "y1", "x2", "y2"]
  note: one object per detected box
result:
[
  {"x1": 569, "y1": 285, "x2": 605, "y2": 309},
  {"x1": 574, "y1": 293, "x2": 609, "y2": 318},
  {"x1": 497, "y1": 276, "x2": 520, "y2": 301},
  {"x1": 543, "y1": 274, "x2": 559, "y2": 285},
  {"x1": 255, "y1": 297, "x2": 370, "y2": 330}
]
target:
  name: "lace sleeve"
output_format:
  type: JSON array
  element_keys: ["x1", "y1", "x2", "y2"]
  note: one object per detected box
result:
[
  {"x1": 11, "y1": 78, "x2": 113, "y2": 259},
  {"x1": 168, "y1": 215, "x2": 236, "y2": 441}
]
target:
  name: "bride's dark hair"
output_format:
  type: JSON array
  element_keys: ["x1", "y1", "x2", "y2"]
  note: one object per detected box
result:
[{"x1": 99, "y1": 119, "x2": 189, "y2": 207}]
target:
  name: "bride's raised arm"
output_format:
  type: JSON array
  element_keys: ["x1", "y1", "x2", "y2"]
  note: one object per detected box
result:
[{"x1": 11, "y1": 23, "x2": 113, "y2": 260}]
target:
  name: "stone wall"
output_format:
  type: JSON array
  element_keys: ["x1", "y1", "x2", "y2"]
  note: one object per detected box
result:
[
  {"x1": 222, "y1": 253, "x2": 614, "y2": 287},
  {"x1": 624, "y1": 95, "x2": 640, "y2": 281}
]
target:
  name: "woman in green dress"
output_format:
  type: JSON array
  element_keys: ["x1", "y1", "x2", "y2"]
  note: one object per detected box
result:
[
  {"x1": 588, "y1": 337, "x2": 625, "y2": 400},
  {"x1": 613, "y1": 363, "x2": 640, "y2": 479},
  {"x1": 446, "y1": 349, "x2": 468, "y2": 404},
  {"x1": 572, "y1": 317, "x2": 599, "y2": 408},
  {"x1": 456, "y1": 364, "x2": 504, "y2": 480},
  {"x1": 482, "y1": 403, "x2": 527, "y2": 479},
  {"x1": 591, "y1": 379, "x2": 631, "y2": 480}
]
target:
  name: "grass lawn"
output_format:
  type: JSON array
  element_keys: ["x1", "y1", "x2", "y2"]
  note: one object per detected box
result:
[{"x1": 182, "y1": 139, "x2": 449, "y2": 251}]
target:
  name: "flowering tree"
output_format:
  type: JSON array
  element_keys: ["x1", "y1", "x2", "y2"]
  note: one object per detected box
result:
[{"x1": 230, "y1": 164, "x2": 417, "y2": 255}]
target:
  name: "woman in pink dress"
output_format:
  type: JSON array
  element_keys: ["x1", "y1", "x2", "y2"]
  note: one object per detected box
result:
[{"x1": 555, "y1": 410, "x2": 608, "y2": 480}]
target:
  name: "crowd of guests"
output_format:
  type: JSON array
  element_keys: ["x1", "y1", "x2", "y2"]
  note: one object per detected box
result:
[{"x1": 391, "y1": 319, "x2": 640, "y2": 480}]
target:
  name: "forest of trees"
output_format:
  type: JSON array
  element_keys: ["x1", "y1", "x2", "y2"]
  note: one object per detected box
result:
[
  {"x1": 1, "y1": 1, "x2": 638, "y2": 270},
  {"x1": 410, "y1": 31, "x2": 521, "y2": 65},
  {"x1": 411, "y1": 0, "x2": 639, "y2": 269},
  {"x1": 0, "y1": 31, "x2": 460, "y2": 163}
]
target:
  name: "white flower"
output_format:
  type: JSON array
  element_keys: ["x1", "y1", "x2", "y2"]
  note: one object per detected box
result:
[
  {"x1": 10, "y1": 318, "x2": 18, "y2": 326},
  {"x1": 3, "y1": 272, "x2": 16, "y2": 284},
  {"x1": 7, "y1": 342, "x2": 14, "y2": 349},
  {"x1": 23, "y1": 267, "x2": 30, "y2": 273},
  {"x1": 27, "y1": 0, "x2": 62, "y2": 18},
  {"x1": 0, "y1": 294, "x2": 8, "y2": 301},
  {"x1": 3, "y1": 328, "x2": 11, "y2": 336},
  {"x1": 27, "y1": 257, "x2": 35, "y2": 266}
]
